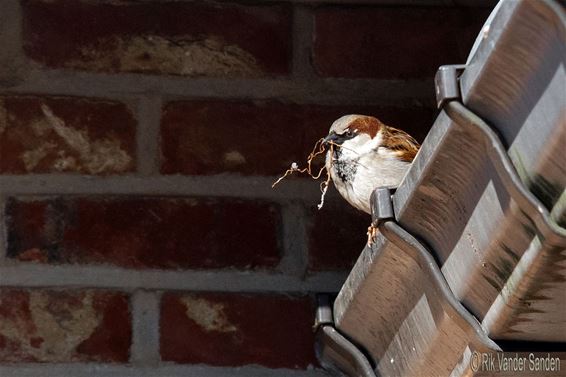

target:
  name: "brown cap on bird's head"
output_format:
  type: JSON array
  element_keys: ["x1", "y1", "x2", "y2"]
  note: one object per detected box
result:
[
  {"x1": 345, "y1": 115, "x2": 383, "y2": 138},
  {"x1": 330, "y1": 115, "x2": 382, "y2": 136}
]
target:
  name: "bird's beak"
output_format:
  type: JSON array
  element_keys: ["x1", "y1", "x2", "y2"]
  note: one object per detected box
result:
[{"x1": 323, "y1": 132, "x2": 343, "y2": 146}]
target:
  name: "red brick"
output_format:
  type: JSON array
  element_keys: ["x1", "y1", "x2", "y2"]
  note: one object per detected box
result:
[
  {"x1": 0, "y1": 95, "x2": 136, "y2": 174},
  {"x1": 160, "y1": 292, "x2": 316, "y2": 368},
  {"x1": 308, "y1": 199, "x2": 368, "y2": 271},
  {"x1": 161, "y1": 101, "x2": 434, "y2": 175},
  {"x1": 6, "y1": 197, "x2": 281, "y2": 270},
  {"x1": 313, "y1": 7, "x2": 491, "y2": 79},
  {"x1": 0, "y1": 289, "x2": 130, "y2": 363},
  {"x1": 22, "y1": 0, "x2": 291, "y2": 77}
]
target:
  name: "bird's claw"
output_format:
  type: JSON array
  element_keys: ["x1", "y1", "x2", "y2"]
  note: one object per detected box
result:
[{"x1": 367, "y1": 223, "x2": 379, "y2": 246}]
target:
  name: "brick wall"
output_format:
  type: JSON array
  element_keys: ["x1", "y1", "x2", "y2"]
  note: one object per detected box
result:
[{"x1": 0, "y1": 0, "x2": 492, "y2": 375}]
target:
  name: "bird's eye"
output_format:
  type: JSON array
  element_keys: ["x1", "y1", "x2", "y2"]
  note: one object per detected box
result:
[{"x1": 345, "y1": 130, "x2": 354, "y2": 137}]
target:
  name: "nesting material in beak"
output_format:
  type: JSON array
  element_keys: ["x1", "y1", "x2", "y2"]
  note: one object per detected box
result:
[{"x1": 271, "y1": 137, "x2": 333, "y2": 210}]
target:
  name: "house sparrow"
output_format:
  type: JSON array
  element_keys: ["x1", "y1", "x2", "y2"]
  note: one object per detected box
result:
[{"x1": 323, "y1": 115, "x2": 420, "y2": 241}]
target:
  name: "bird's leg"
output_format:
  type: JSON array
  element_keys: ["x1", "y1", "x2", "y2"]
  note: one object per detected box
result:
[{"x1": 366, "y1": 222, "x2": 379, "y2": 246}]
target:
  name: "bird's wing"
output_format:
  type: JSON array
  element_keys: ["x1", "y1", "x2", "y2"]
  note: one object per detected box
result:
[{"x1": 382, "y1": 126, "x2": 420, "y2": 162}]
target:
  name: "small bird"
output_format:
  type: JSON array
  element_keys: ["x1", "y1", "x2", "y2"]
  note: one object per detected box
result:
[{"x1": 323, "y1": 115, "x2": 420, "y2": 241}]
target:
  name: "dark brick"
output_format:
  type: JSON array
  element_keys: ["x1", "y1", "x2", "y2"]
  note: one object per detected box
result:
[
  {"x1": 4, "y1": 200, "x2": 49, "y2": 261},
  {"x1": 6, "y1": 197, "x2": 281, "y2": 270},
  {"x1": 0, "y1": 95, "x2": 136, "y2": 174},
  {"x1": 313, "y1": 7, "x2": 491, "y2": 79},
  {"x1": 22, "y1": 0, "x2": 291, "y2": 77},
  {"x1": 0, "y1": 289, "x2": 131, "y2": 363},
  {"x1": 308, "y1": 198, "x2": 368, "y2": 271},
  {"x1": 160, "y1": 292, "x2": 316, "y2": 368},
  {"x1": 161, "y1": 100, "x2": 434, "y2": 176}
]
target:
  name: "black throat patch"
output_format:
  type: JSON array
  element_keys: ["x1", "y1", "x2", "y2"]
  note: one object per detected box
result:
[{"x1": 332, "y1": 148, "x2": 358, "y2": 183}]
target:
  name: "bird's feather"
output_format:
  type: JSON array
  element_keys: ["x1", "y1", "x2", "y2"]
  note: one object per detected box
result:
[{"x1": 381, "y1": 125, "x2": 420, "y2": 162}]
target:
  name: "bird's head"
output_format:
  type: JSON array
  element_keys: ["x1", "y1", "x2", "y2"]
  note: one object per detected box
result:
[{"x1": 323, "y1": 115, "x2": 383, "y2": 155}]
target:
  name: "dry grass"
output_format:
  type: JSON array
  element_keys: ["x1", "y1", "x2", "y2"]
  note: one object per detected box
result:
[{"x1": 272, "y1": 138, "x2": 334, "y2": 209}]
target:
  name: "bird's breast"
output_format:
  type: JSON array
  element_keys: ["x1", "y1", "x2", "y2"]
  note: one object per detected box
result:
[
  {"x1": 331, "y1": 148, "x2": 357, "y2": 183},
  {"x1": 326, "y1": 149, "x2": 412, "y2": 214}
]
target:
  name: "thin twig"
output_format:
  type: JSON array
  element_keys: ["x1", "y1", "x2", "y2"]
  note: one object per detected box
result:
[
  {"x1": 317, "y1": 144, "x2": 333, "y2": 210},
  {"x1": 272, "y1": 138, "x2": 336, "y2": 210},
  {"x1": 271, "y1": 138, "x2": 327, "y2": 188}
]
